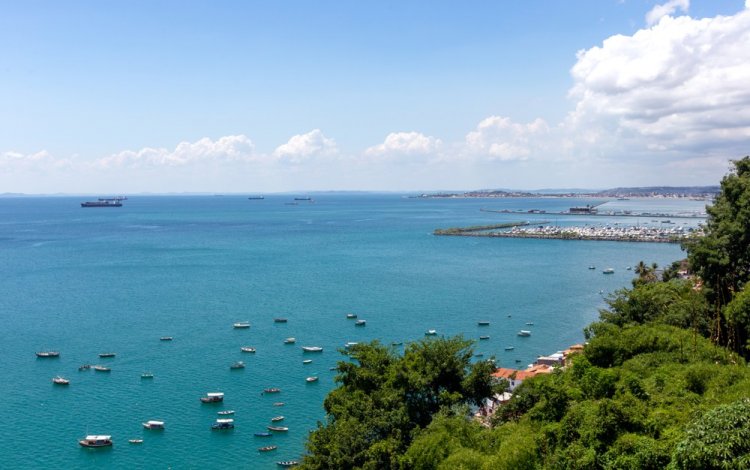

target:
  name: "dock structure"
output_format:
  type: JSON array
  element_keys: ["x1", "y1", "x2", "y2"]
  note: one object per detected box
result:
[{"x1": 435, "y1": 224, "x2": 700, "y2": 243}]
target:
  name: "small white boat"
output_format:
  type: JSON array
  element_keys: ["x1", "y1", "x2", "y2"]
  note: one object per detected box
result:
[
  {"x1": 79, "y1": 435, "x2": 112, "y2": 447},
  {"x1": 525, "y1": 322, "x2": 534, "y2": 326},
  {"x1": 517, "y1": 330, "x2": 531, "y2": 337},
  {"x1": 98, "y1": 352, "x2": 116, "y2": 358},
  {"x1": 233, "y1": 322, "x2": 251, "y2": 329},
  {"x1": 479, "y1": 335, "x2": 490, "y2": 340},
  {"x1": 306, "y1": 376, "x2": 319, "y2": 383},
  {"x1": 93, "y1": 365, "x2": 111, "y2": 372},
  {"x1": 505, "y1": 346, "x2": 515, "y2": 351},
  {"x1": 160, "y1": 336, "x2": 173, "y2": 341},
  {"x1": 271, "y1": 416, "x2": 285, "y2": 422},
  {"x1": 602, "y1": 268, "x2": 615, "y2": 274},
  {"x1": 230, "y1": 361, "x2": 245, "y2": 369},
  {"x1": 303, "y1": 359, "x2": 312, "y2": 364},
  {"x1": 36, "y1": 351, "x2": 60, "y2": 358},
  {"x1": 142, "y1": 420, "x2": 165, "y2": 430},
  {"x1": 217, "y1": 410, "x2": 235, "y2": 415},
  {"x1": 259, "y1": 445, "x2": 278, "y2": 452},
  {"x1": 284, "y1": 337, "x2": 296, "y2": 344},
  {"x1": 52, "y1": 376, "x2": 70, "y2": 385},
  {"x1": 141, "y1": 372, "x2": 154, "y2": 379},
  {"x1": 588, "y1": 266, "x2": 596, "y2": 270},
  {"x1": 277, "y1": 461, "x2": 299, "y2": 468},
  {"x1": 302, "y1": 346, "x2": 323, "y2": 353},
  {"x1": 346, "y1": 313, "x2": 357, "y2": 319},
  {"x1": 241, "y1": 346, "x2": 256, "y2": 353},
  {"x1": 273, "y1": 402, "x2": 285, "y2": 406},
  {"x1": 355, "y1": 320, "x2": 366, "y2": 326},
  {"x1": 128, "y1": 439, "x2": 143, "y2": 444},
  {"x1": 267, "y1": 425, "x2": 288, "y2": 432},
  {"x1": 344, "y1": 342, "x2": 358, "y2": 349},
  {"x1": 425, "y1": 330, "x2": 437, "y2": 336}
]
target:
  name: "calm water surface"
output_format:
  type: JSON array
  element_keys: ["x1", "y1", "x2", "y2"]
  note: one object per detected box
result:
[{"x1": 0, "y1": 195, "x2": 703, "y2": 468}]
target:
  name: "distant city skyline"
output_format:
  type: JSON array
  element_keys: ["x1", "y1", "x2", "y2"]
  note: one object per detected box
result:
[{"x1": 1, "y1": 0, "x2": 748, "y2": 193}]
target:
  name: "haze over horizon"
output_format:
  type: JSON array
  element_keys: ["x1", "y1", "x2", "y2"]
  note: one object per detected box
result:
[{"x1": 1, "y1": 0, "x2": 748, "y2": 193}]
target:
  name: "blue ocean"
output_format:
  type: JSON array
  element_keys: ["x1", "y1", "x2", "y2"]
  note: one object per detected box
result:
[{"x1": 0, "y1": 194, "x2": 702, "y2": 468}]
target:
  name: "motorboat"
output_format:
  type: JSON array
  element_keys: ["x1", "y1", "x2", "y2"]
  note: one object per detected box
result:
[
  {"x1": 479, "y1": 335, "x2": 490, "y2": 340},
  {"x1": 79, "y1": 435, "x2": 113, "y2": 447},
  {"x1": 267, "y1": 426, "x2": 288, "y2": 432},
  {"x1": 52, "y1": 376, "x2": 70, "y2": 385},
  {"x1": 477, "y1": 321, "x2": 490, "y2": 326},
  {"x1": 128, "y1": 439, "x2": 143, "y2": 444},
  {"x1": 212, "y1": 418, "x2": 234, "y2": 430},
  {"x1": 354, "y1": 320, "x2": 366, "y2": 326},
  {"x1": 525, "y1": 322, "x2": 534, "y2": 326},
  {"x1": 344, "y1": 342, "x2": 358, "y2": 349},
  {"x1": 160, "y1": 336, "x2": 173, "y2": 341},
  {"x1": 254, "y1": 432, "x2": 272, "y2": 437},
  {"x1": 263, "y1": 388, "x2": 281, "y2": 394},
  {"x1": 505, "y1": 346, "x2": 515, "y2": 351},
  {"x1": 517, "y1": 330, "x2": 531, "y2": 337},
  {"x1": 284, "y1": 338, "x2": 296, "y2": 344},
  {"x1": 78, "y1": 364, "x2": 91, "y2": 371},
  {"x1": 588, "y1": 266, "x2": 596, "y2": 270},
  {"x1": 274, "y1": 318, "x2": 288, "y2": 323},
  {"x1": 141, "y1": 372, "x2": 154, "y2": 379},
  {"x1": 233, "y1": 322, "x2": 251, "y2": 329},
  {"x1": 259, "y1": 445, "x2": 278, "y2": 452},
  {"x1": 36, "y1": 351, "x2": 60, "y2": 358},
  {"x1": 93, "y1": 365, "x2": 111, "y2": 372},
  {"x1": 602, "y1": 268, "x2": 615, "y2": 274},
  {"x1": 425, "y1": 330, "x2": 437, "y2": 336},
  {"x1": 217, "y1": 410, "x2": 235, "y2": 416},
  {"x1": 301, "y1": 346, "x2": 323, "y2": 353},
  {"x1": 98, "y1": 353, "x2": 116, "y2": 358},
  {"x1": 306, "y1": 376, "x2": 319, "y2": 383},
  {"x1": 241, "y1": 347, "x2": 256, "y2": 353},
  {"x1": 142, "y1": 420, "x2": 165, "y2": 430},
  {"x1": 303, "y1": 359, "x2": 312, "y2": 364},
  {"x1": 273, "y1": 402, "x2": 285, "y2": 406},
  {"x1": 230, "y1": 361, "x2": 245, "y2": 370},
  {"x1": 200, "y1": 392, "x2": 224, "y2": 403},
  {"x1": 271, "y1": 416, "x2": 285, "y2": 422},
  {"x1": 277, "y1": 461, "x2": 299, "y2": 467},
  {"x1": 346, "y1": 313, "x2": 357, "y2": 319}
]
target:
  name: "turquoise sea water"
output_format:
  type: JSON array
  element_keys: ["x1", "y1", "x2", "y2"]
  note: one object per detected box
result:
[{"x1": 0, "y1": 195, "x2": 703, "y2": 469}]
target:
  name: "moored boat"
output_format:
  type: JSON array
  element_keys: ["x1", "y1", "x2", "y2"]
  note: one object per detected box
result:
[
  {"x1": 479, "y1": 335, "x2": 490, "y2": 340},
  {"x1": 344, "y1": 342, "x2": 358, "y2": 349},
  {"x1": 218, "y1": 410, "x2": 235, "y2": 416},
  {"x1": 268, "y1": 425, "x2": 289, "y2": 432},
  {"x1": 505, "y1": 346, "x2": 515, "y2": 351},
  {"x1": 274, "y1": 318, "x2": 288, "y2": 323},
  {"x1": 230, "y1": 361, "x2": 245, "y2": 369},
  {"x1": 52, "y1": 376, "x2": 70, "y2": 385},
  {"x1": 602, "y1": 268, "x2": 615, "y2": 274},
  {"x1": 98, "y1": 352, "x2": 116, "y2": 358},
  {"x1": 263, "y1": 388, "x2": 281, "y2": 394},
  {"x1": 212, "y1": 418, "x2": 234, "y2": 430},
  {"x1": 306, "y1": 376, "x2": 319, "y2": 383},
  {"x1": 425, "y1": 329, "x2": 437, "y2": 336},
  {"x1": 254, "y1": 432, "x2": 272, "y2": 437},
  {"x1": 283, "y1": 338, "x2": 296, "y2": 344},
  {"x1": 128, "y1": 439, "x2": 143, "y2": 444},
  {"x1": 517, "y1": 330, "x2": 531, "y2": 337},
  {"x1": 354, "y1": 320, "x2": 366, "y2": 326},
  {"x1": 477, "y1": 321, "x2": 490, "y2": 326},
  {"x1": 271, "y1": 416, "x2": 285, "y2": 422},
  {"x1": 200, "y1": 392, "x2": 224, "y2": 403},
  {"x1": 301, "y1": 346, "x2": 323, "y2": 353},
  {"x1": 303, "y1": 359, "x2": 312, "y2": 364},
  {"x1": 346, "y1": 313, "x2": 357, "y2": 319},
  {"x1": 142, "y1": 420, "x2": 165, "y2": 430},
  {"x1": 36, "y1": 351, "x2": 60, "y2": 358},
  {"x1": 160, "y1": 336, "x2": 173, "y2": 341},
  {"x1": 525, "y1": 322, "x2": 534, "y2": 326},
  {"x1": 79, "y1": 364, "x2": 91, "y2": 371},
  {"x1": 79, "y1": 435, "x2": 113, "y2": 447},
  {"x1": 277, "y1": 461, "x2": 299, "y2": 467},
  {"x1": 93, "y1": 365, "x2": 111, "y2": 372},
  {"x1": 233, "y1": 322, "x2": 251, "y2": 329},
  {"x1": 141, "y1": 372, "x2": 154, "y2": 379},
  {"x1": 588, "y1": 266, "x2": 596, "y2": 270},
  {"x1": 241, "y1": 346, "x2": 256, "y2": 353},
  {"x1": 273, "y1": 402, "x2": 285, "y2": 406},
  {"x1": 259, "y1": 445, "x2": 278, "y2": 452}
]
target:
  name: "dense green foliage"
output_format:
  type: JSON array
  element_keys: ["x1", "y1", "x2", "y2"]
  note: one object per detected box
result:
[{"x1": 302, "y1": 159, "x2": 750, "y2": 469}]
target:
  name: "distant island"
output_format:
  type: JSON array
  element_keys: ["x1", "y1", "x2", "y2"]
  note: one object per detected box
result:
[{"x1": 412, "y1": 185, "x2": 719, "y2": 199}]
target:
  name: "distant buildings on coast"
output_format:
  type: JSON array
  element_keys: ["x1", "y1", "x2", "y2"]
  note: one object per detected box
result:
[{"x1": 414, "y1": 186, "x2": 719, "y2": 200}]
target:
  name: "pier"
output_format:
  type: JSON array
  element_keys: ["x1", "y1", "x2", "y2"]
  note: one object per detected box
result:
[{"x1": 434, "y1": 224, "x2": 701, "y2": 243}]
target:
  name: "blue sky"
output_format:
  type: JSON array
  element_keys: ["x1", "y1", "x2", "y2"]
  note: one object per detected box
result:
[{"x1": 1, "y1": 0, "x2": 748, "y2": 193}]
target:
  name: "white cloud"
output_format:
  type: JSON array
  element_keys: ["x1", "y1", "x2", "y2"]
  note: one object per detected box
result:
[
  {"x1": 365, "y1": 132, "x2": 442, "y2": 157},
  {"x1": 464, "y1": 116, "x2": 550, "y2": 161},
  {"x1": 273, "y1": 129, "x2": 337, "y2": 163},
  {"x1": 566, "y1": 5, "x2": 750, "y2": 163},
  {"x1": 646, "y1": 0, "x2": 690, "y2": 26},
  {"x1": 0, "y1": 150, "x2": 72, "y2": 170},
  {"x1": 96, "y1": 135, "x2": 257, "y2": 168}
]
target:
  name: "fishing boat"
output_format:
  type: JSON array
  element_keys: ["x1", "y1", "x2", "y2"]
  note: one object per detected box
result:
[
  {"x1": 200, "y1": 392, "x2": 224, "y2": 403},
  {"x1": 602, "y1": 268, "x2": 615, "y2": 274},
  {"x1": 306, "y1": 376, "x2": 319, "y2": 383},
  {"x1": 346, "y1": 313, "x2": 357, "y2": 319},
  {"x1": 479, "y1": 335, "x2": 490, "y2": 340},
  {"x1": 36, "y1": 351, "x2": 60, "y2": 358},
  {"x1": 277, "y1": 461, "x2": 299, "y2": 467},
  {"x1": 267, "y1": 425, "x2": 289, "y2": 432},
  {"x1": 141, "y1": 372, "x2": 154, "y2": 379},
  {"x1": 354, "y1": 320, "x2": 366, "y2": 326},
  {"x1": 217, "y1": 410, "x2": 235, "y2": 416},
  {"x1": 425, "y1": 330, "x2": 437, "y2": 336},
  {"x1": 259, "y1": 445, "x2": 278, "y2": 452},
  {"x1": 477, "y1": 321, "x2": 490, "y2": 326},
  {"x1": 79, "y1": 435, "x2": 113, "y2": 447},
  {"x1": 263, "y1": 388, "x2": 281, "y2": 394},
  {"x1": 301, "y1": 346, "x2": 323, "y2": 353},
  {"x1": 160, "y1": 336, "x2": 173, "y2": 341},
  {"x1": 241, "y1": 346, "x2": 256, "y2": 353},
  {"x1": 284, "y1": 338, "x2": 296, "y2": 344},
  {"x1": 254, "y1": 432, "x2": 272, "y2": 437},
  {"x1": 212, "y1": 418, "x2": 234, "y2": 430},
  {"x1": 93, "y1": 365, "x2": 111, "y2": 372},
  {"x1": 303, "y1": 359, "x2": 312, "y2": 364},
  {"x1": 52, "y1": 376, "x2": 70, "y2": 385},
  {"x1": 517, "y1": 330, "x2": 531, "y2": 337},
  {"x1": 274, "y1": 318, "x2": 288, "y2": 323},
  {"x1": 142, "y1": 420, "x2": 165, "y2": 430},
  {"x1": 98, "y1": 353, "x2": 116, "y2": 358},
  {"x1": 128, "y1": 439, "x2": 143, "y2": 444},
  {"x1": 230, "y1": 361, "x2": 245, "y2": 370},
  {"x1": 271, "y1": 416, "x2": 285, "y2": 422},
  {"x1": 233, "y1": 322, "x2": 251, "y2": 329},
  {"x1": 273, "y1": 402, "x2": 285, "y2": 406}
]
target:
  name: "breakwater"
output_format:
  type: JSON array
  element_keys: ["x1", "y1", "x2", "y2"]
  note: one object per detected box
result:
[
  {"x1": 433, "y1": 221, "x2": 545, "y2": 236},
  {"x1": 435, "y1": 224, "x2": 700, "y2": 243}
]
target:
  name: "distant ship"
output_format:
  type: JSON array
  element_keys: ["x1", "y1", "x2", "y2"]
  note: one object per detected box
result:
[
  {"x1": 294, "y1": 197, "x2": 312, "y2": 201},
  {"x1": 248, "y1": 196, "x2": 265, "y2": 200},
  {"x1": 81, "y1": 197, "x2": 125, "y2": 208}
]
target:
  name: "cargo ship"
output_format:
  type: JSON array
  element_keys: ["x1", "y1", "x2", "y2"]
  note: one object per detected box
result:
[{"x1": 81, "y1": 197, "x2": 125, "y2": 208}]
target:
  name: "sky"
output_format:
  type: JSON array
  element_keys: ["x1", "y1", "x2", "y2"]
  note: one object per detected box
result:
[{"x1": 0, "y1": 0, "x2": 748, "y2": 193}]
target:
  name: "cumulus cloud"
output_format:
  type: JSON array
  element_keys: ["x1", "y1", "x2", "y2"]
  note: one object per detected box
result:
[
  {"x1": 365, "y1": 132, "x2": 442, "y2": 157},
  {"x1": 95, "y1": 135, "x2": 257, "y2": 169},
  {"x1": 566, "y1": 4, "x2": 750, "y2": 162},
  {"x1": 646, "y1": 0, "x2": 690, "y2": 26},
  {"x1": 273, "y1": 129, "x2": 337, "y2": 163},
  {"x1": 464, "y1": 116, "x2": 549, "y2": 161},
  {"x1": 0, "y1": 150, "x2": 73, "y2": 170}
]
